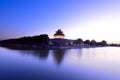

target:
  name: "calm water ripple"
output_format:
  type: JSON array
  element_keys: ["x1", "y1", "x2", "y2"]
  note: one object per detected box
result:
[{"x1": 0, "y1": 47, "x2": 120, "y2": 80}]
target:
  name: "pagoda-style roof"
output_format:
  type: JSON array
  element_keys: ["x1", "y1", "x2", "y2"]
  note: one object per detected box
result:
[{"x1": 54, "y1": 29, "x2": 65, "y2": 36}]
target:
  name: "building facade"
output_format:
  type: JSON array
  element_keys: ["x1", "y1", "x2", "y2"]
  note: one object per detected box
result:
[
  {"x1": 54, "y1": 29, "x2": 65, "y2": 39},
  {"x1": 50, "y1": 29, "x2": 74, "y2": 46}
]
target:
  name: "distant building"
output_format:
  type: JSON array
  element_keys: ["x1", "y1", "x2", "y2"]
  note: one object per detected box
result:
[
  {"x1": 50, "y1": 29, "x2": 74, "y2": 47},
  {"x1": 54, "y1": 29, "x2": 65, "y2": 39}
]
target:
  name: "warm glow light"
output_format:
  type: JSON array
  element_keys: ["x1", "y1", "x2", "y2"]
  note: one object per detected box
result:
[{"x1": 54, "y1": 35, "x2": 64, "y2": 39}]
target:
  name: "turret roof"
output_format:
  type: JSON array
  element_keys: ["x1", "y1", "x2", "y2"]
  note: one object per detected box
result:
[{"x1": 54, "y1": 29, "x2": 65, "y2": 36}]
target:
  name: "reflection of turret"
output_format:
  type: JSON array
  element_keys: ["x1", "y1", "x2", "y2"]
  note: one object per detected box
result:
[
  {"x1": 53, "y1": 49, "x2": 66, "y2": 65},
  {"x1": 54, "y1": 29, "x2": 65, "y2": 39}
]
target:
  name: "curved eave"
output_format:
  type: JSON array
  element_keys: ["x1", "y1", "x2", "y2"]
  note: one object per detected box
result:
[{"x1": 54, "y1": 34, "x2": 65, "y2": 36}]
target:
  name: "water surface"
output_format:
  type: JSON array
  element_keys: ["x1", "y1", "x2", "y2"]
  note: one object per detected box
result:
[{"x1": 0, "y1": 47, "x2": 120, "y2": 80}]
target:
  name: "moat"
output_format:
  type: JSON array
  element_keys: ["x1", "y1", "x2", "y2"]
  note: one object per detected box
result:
[{"x1": 0, "y1": 47, "x2": 120, "y2": 80}]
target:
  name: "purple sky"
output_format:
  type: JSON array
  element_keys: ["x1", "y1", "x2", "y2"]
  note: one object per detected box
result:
[{"x1": 1, "y1": 0, "x2": 120, "y2": 43}]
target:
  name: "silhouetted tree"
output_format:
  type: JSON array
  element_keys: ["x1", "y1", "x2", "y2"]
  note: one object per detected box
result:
[
  {"x1": 39, "y1": 34, "x2": 49, "y2": 45},
  {"x1": 95, "y1": 40, "x2": 107, "y2": 46},
  {"x1": 100, "y1": 40, "x2": 107, "y2": 46},
  {"x1": 0, "y1": 34, "x2": 49, "y2": 45},
  {"x1": 77, "y1": 38, "x2": 83, "y2": 44},
  {"x1": 73, "y1": 38, "x2": 83, "y2": 45},
  {"x1": 84, "y1": 39, "x2": 90, "y2": 45},
  {"x1": 90, "y1": 40, "x2": 96, "y2": 45}
]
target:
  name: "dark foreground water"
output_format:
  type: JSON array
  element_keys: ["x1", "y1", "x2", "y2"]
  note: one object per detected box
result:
[{"x1": 0, "y1": 47, "x2": 120, "y2": 80}]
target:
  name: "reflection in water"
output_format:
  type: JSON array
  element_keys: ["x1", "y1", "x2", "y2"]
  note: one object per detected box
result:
[
  {"x1": 1, "y1": 47, "x2": 120, "y2": 80},
  {"x1": 2, "y1": 47, "x2": 66, "y2": 65},
  {"x1": 2, "y1": 46, "x2": 67, "y2": 66},
  {"x1": 30, "y1": 50, "x2": 49, "y2": 59},
  {"x1": 20, "y1": 49, "x2": 67, "y2": 66},
  {"x1": 1, "y1": 46, "x2": 50, "y2": 60},
  {"x1": 52, "y1": 49, "x2": 66, "y2": 65},
  {"x1": 19, "y1": 50, "x2": 49, "y2": 60},
  {"x1": 1, "y1": 46, "x2": 67, "y2": 66}
]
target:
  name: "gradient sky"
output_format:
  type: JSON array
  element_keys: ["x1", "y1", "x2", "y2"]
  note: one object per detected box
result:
[{"x1": 1, "y1": 0, "x2": 120, "y2": 43}]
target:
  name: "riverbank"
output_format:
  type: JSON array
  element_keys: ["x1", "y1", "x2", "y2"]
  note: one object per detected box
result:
[{"x1": 0, "y1": 44, "x2": 108, "y2": 50}]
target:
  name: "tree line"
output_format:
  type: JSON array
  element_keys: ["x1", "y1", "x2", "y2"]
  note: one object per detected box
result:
[
  {"x1": 73, "y1": 38, "x2": 107, "y2": 46},
  {"x1": 0, "y1": 34, "x2": 107, "y2": 46},
  {"x1": 0, "y1": 34, "x2": 49, "y2": 45}
]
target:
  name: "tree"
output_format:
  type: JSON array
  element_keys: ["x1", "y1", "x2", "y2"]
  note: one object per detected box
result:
[
  {"x1": 90, "y1": 40, "x2": 96, "y2": 45},
  {"x1": 100, "y1": 40, "x2": 107, "y2": 46},
  {"x1": 77, "y1": 38, "x2": 83, "y2": 44},
  {"x1": 73, "y1": 38, "x2": 83, "y2": 45},
  {"x1": 39, "y1": 34, "x2": 49, "y2": 45},
  {"x1": 0, "y1": 34, "x2": 50, "y2": 45},
  {"x1": 84, "y1": 39, "x2": 90, "y2": 45}
]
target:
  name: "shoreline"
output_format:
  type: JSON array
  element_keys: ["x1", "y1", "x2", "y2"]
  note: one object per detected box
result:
[{"x1": 0, "y1": 44, "x2": 108, "y2": 50}]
